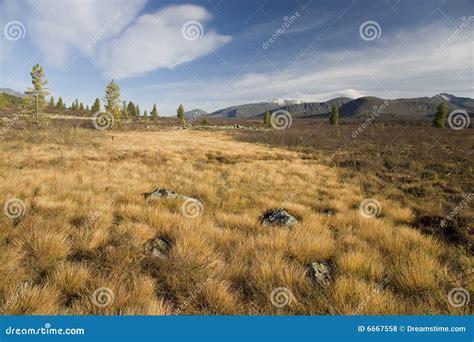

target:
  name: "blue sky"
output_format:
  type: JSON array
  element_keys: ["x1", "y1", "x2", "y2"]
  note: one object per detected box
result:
[{"x1": 1, "y1": 0, "x2": 473, "y2": 115}]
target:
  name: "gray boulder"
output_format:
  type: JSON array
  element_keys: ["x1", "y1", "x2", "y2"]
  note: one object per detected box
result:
[
  {"x1": 260, "y1": 208, "x2": 298, "y2": 228},
  {"x1": 306, "y1": 260, "x2": 334, "y2": 286},
  {"x1": 147, "y1": 238, "x2": 170, "y2": 259},
  {"x1": 143, "y1": 188, "x2": 184, "y2": 201}
]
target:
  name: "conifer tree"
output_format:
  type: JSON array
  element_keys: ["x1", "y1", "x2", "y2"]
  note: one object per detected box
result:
[
  {"x1": 56, "y1": 97, "x2": 64, "y2": 108},
  {"x1": 329, "y1": 104, "x2": 339, "y2": 125},
  {"x1": 177, "y1": 104, "x2": 185, "y2": 124},
  {"x1": 433, "y1": 102, "x2": 447, "y2": 128},
  {"x1": 103, "y1": 80, "x2": 121, "y2": 120},
  {"x1": 91, "y1": 98, "x2": 101, "y2": 112},
  {"x1": 127, "y1": 101, "x2": 136, "y2": 117},
  {"x1": 263, "y1": 110, "x2": 270, "y2": 125},
  {"x1": 25, "y1": 64, "x2": 49, "y2": 121},
  {"x1": 49, "y1": 96, "x2": 55, "y2": 107},
  {"x1": 150, "y1": 103, "x2": 158, "y2": 120}
]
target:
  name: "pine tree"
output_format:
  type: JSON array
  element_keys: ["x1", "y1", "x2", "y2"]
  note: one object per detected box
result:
[
  {"x1": 127, "y1": 101, "x2": 136, "y2": 117},
  {"x1": 79, "y1": 102, "x2": 84, "y2": 110},
  {"x1": 150, "y1": 103, "x2": 158, "y2": 120},
  {"x1": 177, "y1": 104, "x2": 185, "y2": 124},
  {"x1": 56, "y1": 97, "x2": 64, "y2": 108},
  {"x1": 136, "y1": 104, "x2": 140, "y2": 116},
  {"x1": 103, "y1": 80, "x2": 121, "y2": 120},
  {"x1": 263, "y1": 110, "x2": 270, "y2": 125},
  {"x1": 121, "y1": 101, "x2": 129, "y2": 119},
  {"x1": 434, "y1": 102, "x2": 447, "y2": 128},
  {"x1": 142, "y1": 110, "x2": 148, "y2": 120},
  {"x1": 49, "y1": 96, "x2": 55, "y2": 107},
  {"x1": 25, "y1": 64, "x2": 49, "y2": 121},
  {"x1": 329, "y1": 104, "x2": 339, "y2": 125},
  {"x1": 74, "y1": 99, "x2": 79, "y2": 110},
  {"x1": 91, "y1": 98, "x2": 101, "y2": 112}
]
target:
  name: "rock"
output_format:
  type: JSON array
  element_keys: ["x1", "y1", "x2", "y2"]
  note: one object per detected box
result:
[
  {"x1": 234, "y1": 124, "x2": 242, "y2": 129},
  {"x1": 260, "y1": 208, "x2": 298, "y2": 228},
  {"x1": 320, "y1": 208, "x2": 336, "y2": 217},
  {"x1": 306, "y1": 260, "x2": 334, "y2": 286},
  {"x1": 143, "y1": 188, "x2": 183, "y2": 201},
  {"x1": 147, "y1": 238, "x2": 170, "y2": 259}
]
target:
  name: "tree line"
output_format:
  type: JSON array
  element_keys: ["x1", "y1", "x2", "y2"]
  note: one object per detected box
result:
[{"x1": 25, "y1": 63, "x2": 186, "y2": 123}]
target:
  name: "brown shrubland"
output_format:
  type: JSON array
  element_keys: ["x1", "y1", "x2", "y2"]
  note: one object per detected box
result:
[{"x1": 0, "y1": 123, "x2": 472, "y2": 315}]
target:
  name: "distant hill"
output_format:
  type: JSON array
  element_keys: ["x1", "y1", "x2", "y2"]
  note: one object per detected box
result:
[
  {"x1": 208, "y1": 93, "x2": 474, "y2": 120},
  {"x1": 0, "y1": 88, "x2": 27, "y2": 99},
  {"x1": 185, "y1": 108, "x2": 208, "y2": 118}
]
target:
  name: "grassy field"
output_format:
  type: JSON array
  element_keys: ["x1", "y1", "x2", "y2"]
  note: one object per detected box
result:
[{"x1": 0, "y1": 122, "x2": 472, "y2": 315}]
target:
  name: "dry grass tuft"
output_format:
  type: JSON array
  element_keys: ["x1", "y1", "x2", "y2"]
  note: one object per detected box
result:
[{"x1": 0, "y1": 127, "x2": 472, "y2": 315}]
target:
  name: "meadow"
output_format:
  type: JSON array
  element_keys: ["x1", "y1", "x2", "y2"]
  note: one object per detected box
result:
[{"x1": 0, "y1": 121, "x2": 472, "y2": 315}]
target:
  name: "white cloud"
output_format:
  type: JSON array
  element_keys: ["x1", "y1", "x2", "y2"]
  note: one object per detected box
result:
[
  {"x1": 24, "y1": 0, "x2": 146, "y2": 68},
  {"x1": 5, "y1": 1, "x2": 231, "y2": 79},
  {"x1": 96, "y1": 5, "x2": 232, "y2": 79}
]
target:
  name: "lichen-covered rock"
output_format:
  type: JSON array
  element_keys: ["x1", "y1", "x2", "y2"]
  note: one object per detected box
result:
[
  {"x1": 260, "y1": 208, "x2": 298, "y2": 228},
  {"x1": 306, "y1": 260, "x2": 334, "y2": 286},
  {"x1": 147, "y1": 238, "x2": 170, "y2": 259},
  {"x1": 143, "y1": 188, "x2": 183, "y2": 201}
]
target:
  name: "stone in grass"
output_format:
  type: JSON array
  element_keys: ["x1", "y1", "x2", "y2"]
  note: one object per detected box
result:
[
  {"x1": 260, "y1": 208, "x2": 299, "y2": 228},
  {"x1": 306, "y1": 260, "x2": 334, "y2": 286},
  {"x1": 143, "y1": 188, "x2": 183, "y2": 201},
  {"x1": 147, "y1": 238, "x2": 171, "y2": 259}
]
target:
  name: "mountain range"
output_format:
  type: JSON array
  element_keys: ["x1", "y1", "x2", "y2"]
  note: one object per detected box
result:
[{"x1": 202, "y1": 93, "x2": 474, "y2": 120}]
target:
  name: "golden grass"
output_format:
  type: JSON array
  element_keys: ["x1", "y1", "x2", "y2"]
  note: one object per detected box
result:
[{"x1": 0, "y1": 127, "x2": 472, "y2": 315}]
